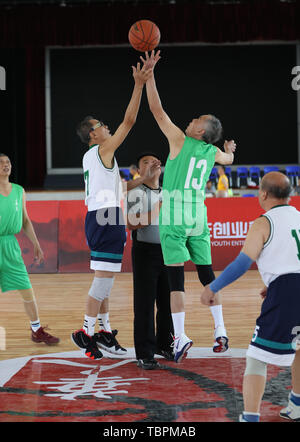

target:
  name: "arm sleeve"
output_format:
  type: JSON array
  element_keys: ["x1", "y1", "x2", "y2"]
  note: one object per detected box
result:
[{"x1": 209, "y1": 252, "x2": 253, "y2": 293}]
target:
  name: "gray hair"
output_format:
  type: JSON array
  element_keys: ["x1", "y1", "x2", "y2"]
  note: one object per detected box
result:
[
  {"x1": 202, "y1": 115, "x2": 223, "y2": 144},
  {"x1": 76, "y1": 116, "x2": 95, "y2": 144}
]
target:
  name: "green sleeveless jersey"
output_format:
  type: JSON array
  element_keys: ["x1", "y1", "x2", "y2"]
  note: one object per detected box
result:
[
  {"x1": 163, "y1": 136, "x2": 217, "y2": 197},
  {"x1": 160, "y1": 137, "x2": 217, "y2": 230},
  {"x1": 0, "y1": 183, "x2": 23, "y2": 236}
]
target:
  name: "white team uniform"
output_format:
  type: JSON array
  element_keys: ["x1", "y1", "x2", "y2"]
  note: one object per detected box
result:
[
  {"x1": 83, "y1": 145, "x2": 122, "y2": 211},
  {"x1": 247, "y1": 204, "x2": 300, "y2": 366},
  {"x1": 256, "y1": 205, "x2": 300, "y2": 286},
  {"x1": 82, "y1": 145, "x2": 126, "y2": 272}
]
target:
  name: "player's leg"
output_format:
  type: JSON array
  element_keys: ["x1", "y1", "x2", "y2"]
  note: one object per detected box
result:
[
  {"x1": 240, "y1": 356, "x2": 267, "y2": 422},
  {"x1": 168, "y1": 264, "x2": 193, "y2": 362},
  {"x1": 2, "y1": 237, "x2": 59, "y2": 345},
  {"x1": 247, "y1": 274, "x2": 300, "y2": 421},
  {"x1": 280, "y1": 348, "x2": 300, "y2": 421},
  {"x1": 188, "y1": 233, "x2": 228, "y2": 352},
  {"x1": 159, "y1": 229, "x2": 192, "y2": 362},
  {"x1": 98, "y1": 297, "x2": 111, "y2": 332},
  {"x1": 72, "y1": 207, "x2": 126, "y2": 359},
  {"x1": 19, "y1": 287, "x2": 60, "y2": 345}
]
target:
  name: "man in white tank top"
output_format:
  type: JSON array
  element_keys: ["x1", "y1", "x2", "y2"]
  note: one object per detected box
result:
[
  {"x1": 71, "y1": 62, "x2": 153, "y2": 360},
  {"x1": 201, "y1": 172, "x2": 300, "y2": 422}
]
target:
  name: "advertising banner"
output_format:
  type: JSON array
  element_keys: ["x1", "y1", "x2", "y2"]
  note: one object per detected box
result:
[{"x1": 17, "y1": 197, "x2": 300, "y2": 273}]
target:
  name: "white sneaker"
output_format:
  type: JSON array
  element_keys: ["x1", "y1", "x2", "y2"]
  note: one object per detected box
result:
[
  {"x1": 213, "y1": 325, "x2": 229, "y2": 353},
  {"x1": 173, "y1": 333, "x2": 193, "y2": 363},
  {"x1": 280, "y1": 395, "x2": 300, "y2": 421}
]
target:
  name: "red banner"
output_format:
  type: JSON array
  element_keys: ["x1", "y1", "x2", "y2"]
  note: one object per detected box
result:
[
  {"x1": 17, "y1": 201, "x2": 59, "y2": 273},
  {"x1": 16, "y1": 196, "x2": 300, "y2": 273}
]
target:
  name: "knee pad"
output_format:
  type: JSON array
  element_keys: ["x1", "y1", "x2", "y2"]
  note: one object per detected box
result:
[
  {"x1": 167, "y1": 266, "x2": 185, "y2": 292},
  {"x1": 88, "y1": 277, "x2": 114, "y2": 302},
  {"x1": 244, "y1": 356, "x2": 267, "y2": 377},
  {"x1": 196, "y1": 264, "x2": 215, "y2": 286}
]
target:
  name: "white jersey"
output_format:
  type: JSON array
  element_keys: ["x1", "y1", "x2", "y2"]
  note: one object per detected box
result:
[
  {"x1": 82, "y1": 145, "x2": 122, "y2": 211},
  {"x1": 256, "y1": 205, "x2": 300, "y2": 286}
]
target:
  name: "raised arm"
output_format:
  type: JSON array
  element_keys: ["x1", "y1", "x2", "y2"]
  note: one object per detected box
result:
[
  {"x1": 142, "y1": 51, "x2": 185, "y2": 159},
  {"x1": 100, "y1": 63, "x2": 152, "y2": 167}
]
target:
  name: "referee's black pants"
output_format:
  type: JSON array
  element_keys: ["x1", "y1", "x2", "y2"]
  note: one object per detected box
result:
[{"x1": 131, "y1": 240, "x2": 174, "y2": 360}]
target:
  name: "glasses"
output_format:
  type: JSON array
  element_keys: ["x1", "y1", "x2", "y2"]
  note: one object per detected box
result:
[{"x1": 90, "y1": 121, "x2": 105, "y2": 132}]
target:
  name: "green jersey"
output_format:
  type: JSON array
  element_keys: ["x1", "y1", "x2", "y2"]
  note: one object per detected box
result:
[
  {"x1": 0, "y1": 183, "x2": 23, "y2": 236},
  {"x1": 160, "y1": 136, "x2": 217, "y2": 230},
  {"x1": 163, "y1": 136, "x2": 217, "y2": 198}
]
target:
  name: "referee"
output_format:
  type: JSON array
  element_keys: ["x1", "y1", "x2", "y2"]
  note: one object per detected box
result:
[{"x1": 127, "y1": 153, "x2": 174, "y2": 370}]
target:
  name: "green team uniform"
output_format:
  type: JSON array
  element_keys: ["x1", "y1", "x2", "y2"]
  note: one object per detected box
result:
[
  {"x1": 159, "y1": 136, "x2": 217, "y2": 265},
  {"x1": 0, "y1": 183, "x2": 32, "y2": 293}
]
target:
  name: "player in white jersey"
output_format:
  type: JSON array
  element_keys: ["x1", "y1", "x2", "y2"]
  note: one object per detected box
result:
[
  {"x1": 71, "y1": 62, "x2": 153, "y2": 360},
  {"x1": 201, "y1": 172, "x2": 300, "y2": 422}
]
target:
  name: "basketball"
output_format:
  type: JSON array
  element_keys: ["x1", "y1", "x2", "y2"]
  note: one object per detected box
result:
[{"x1": 128, "y1": 20, "x2": 160, "y2": 52}]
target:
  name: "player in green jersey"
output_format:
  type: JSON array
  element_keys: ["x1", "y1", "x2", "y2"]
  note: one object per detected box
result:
[
  {"x1": 0, "y1": 154, "x2": 59, "y2": 346},
  {"x1": 141, "y1": 51, "x2": 236, "y2": 362}
]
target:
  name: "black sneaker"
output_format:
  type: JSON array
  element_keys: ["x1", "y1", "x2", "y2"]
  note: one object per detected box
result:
[
  {"x1": 95, "y1": 329, "x2": 127, "y2": 355},
  {"x1": 85, "y1": 337, "x2": 103, "y2": 360},
  {"x1": 155, "y1": 349, "x2": 174, "y2": 361},
  {"x1": 71, "y1": 329, "x2": 91, "y2": 349},
  {"x1": 71, "y1": 329, "x2": 103, "y2": 360},
  {"x1": 137, "y1": 358, "x2": 162, "y2": 370}
]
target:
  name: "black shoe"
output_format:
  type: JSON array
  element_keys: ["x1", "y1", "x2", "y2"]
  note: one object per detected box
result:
[
  {"x1": 71, "y1": 329, "x2": 91, "y2": 349},
  {"x1": 155, "y1": 349, "x2": 174, "y2": 361},
  {"x1": 71, "y1": 329, "x2": 103, "y2": 360},
  {"x1": 94, "y1": 329, "x2": 127, "y2": 355},
  {"x1": 137, "y1": 358, "x2": 162, "y2": 370},
  {"x1": 85, "y1": 336, "x2": 103, "y2": 360}
]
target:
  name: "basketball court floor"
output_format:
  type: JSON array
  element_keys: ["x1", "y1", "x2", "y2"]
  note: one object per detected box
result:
[{"x1": 0, "y1": 272, "x2": 293, "y2": 423}]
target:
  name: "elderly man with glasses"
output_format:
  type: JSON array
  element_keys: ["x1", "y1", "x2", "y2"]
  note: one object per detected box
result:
[{"x1": 72, "y1": 62, "x2": 153, "y2": 360}]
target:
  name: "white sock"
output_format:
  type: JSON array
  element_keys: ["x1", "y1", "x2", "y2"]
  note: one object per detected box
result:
[
  {"x1": 210, "y1": 304, "x2": 225, "y2": 329},
  {"x1": 172, "y1": 312, "x2": 185, "y2": 338},
  {"x1": 83, "y1": 315, "x2": 96, "y2": 337},
  {"x1": 98, "y1": 313, "x2": 112, "y2": 333},
  {"x1": 30, "y1": 319, "x2": 41, "y2": 333}
]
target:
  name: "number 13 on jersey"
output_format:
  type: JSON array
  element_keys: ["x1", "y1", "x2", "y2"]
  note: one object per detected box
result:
[{"x1": 184, "y1": 157, "x2": 207, "y2": 190}]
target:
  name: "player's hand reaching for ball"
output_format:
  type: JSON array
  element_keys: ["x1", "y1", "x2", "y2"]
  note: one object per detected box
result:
[
  {"x1": 224, "y1": 140, "x2": 237, "y2": 154},
  {"x1": 132, "y1": 62, "x2": 153, "y2": 85},
  {"x1": 140, "y1": 50, "x2": 161, "y2": 71}
]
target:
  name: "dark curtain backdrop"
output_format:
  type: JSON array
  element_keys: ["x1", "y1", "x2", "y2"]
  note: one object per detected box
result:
[{"x1": 0, "y1": 0, "x2": 299, "y2": 187}]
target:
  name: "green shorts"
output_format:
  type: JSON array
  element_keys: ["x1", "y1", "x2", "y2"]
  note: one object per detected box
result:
[
  {"x1": 159, "y1": 224, "x2": 212, "y2": 266},
  {"x1": 0, "y1": 235, "x2": 32, "y2": 293}
]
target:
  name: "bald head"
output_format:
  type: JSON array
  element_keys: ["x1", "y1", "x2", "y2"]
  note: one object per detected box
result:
[{"x1": 260, "y1": 171, "x2": 292, "y2": 200}]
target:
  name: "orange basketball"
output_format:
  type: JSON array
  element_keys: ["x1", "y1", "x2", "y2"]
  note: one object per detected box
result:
[{"x1": 128, "y1": 20, "x2": 160, "y2": 52}]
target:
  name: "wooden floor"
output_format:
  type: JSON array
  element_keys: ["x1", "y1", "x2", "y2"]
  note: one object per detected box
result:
[{"x1": 0, "y1": 271, "x2": 263, "y2": 361}]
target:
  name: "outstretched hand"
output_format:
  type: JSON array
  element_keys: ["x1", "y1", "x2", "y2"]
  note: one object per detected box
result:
[
  {"x1": 132, "y1": 62, "x2": 153, "y2": 85},
  {"x1": 140, "y1": 50, "x2": 161, "y2": 71},
  {"x1": 224, "y1": 140, "x2": 237, "y2": 154}
]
